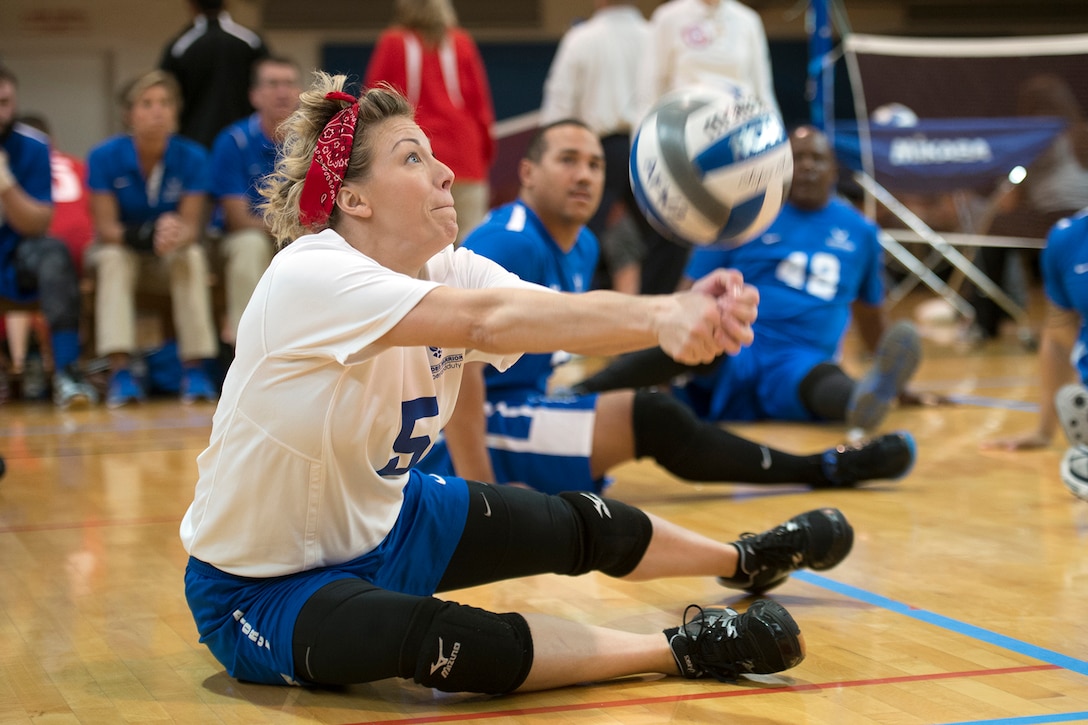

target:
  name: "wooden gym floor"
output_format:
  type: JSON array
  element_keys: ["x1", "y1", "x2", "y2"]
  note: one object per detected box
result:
[{"x1": 2, "y1": 292, "x2": 1087, "y2": 724}]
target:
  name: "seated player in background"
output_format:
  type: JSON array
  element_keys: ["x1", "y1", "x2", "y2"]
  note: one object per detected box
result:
[
  {"x1": 209, "y1": 56, "x2": 302, "y2": 347},
  {"x1": 981, "y1": 209, "x2": 1088, "y2": 495},
  {"x1": 574, "y1": 125, "x2": 924, "y2": 436},
  {"x1": 418, "y1": 120, "x2": 915, "y2": 496}
]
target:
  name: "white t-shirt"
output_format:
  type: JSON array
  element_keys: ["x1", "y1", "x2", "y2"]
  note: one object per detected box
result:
[
  {"x1": 639, "y1": 0, "x2": 779, "y2": 117},
  {"x1": 539, "y1": 5, "x2": 651, "y2": 137},
  {"x1": 180, "y1": 229, "x2": 536, "y2": 577}
]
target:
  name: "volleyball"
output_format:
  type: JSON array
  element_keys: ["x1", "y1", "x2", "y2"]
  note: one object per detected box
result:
[{"x1": 629, "y1": 84, "x2": 793, "y2": 247}]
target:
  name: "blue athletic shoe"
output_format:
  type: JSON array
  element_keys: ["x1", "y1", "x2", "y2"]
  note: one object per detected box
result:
[
  {"x1": 819, "y1": 431, "x2": 916, "y2": 488},
  {"x1": 180, "y1": 367, "x2": 218, "y2": 404},
  {"x1": 846, "y1": 321, "x2": 922, "y2": 431},
  {"x1": 106, "y1": 369, "x2": 145, "y2": 409}
]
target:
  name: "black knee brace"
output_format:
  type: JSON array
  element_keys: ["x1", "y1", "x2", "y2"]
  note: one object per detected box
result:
[
  {"x1": 558, "y1": 490, "x2": 653, "y2": 577},
  {"x1": 409, "y1": 598, "x2": 533, "y2": 693},
  {"x1": 293, "y1": 579, "x2": 533, "y2": 694},
  {"x1": 438, "y1": 482, "x2": 654, "y2": 590},
  {"x1": 798, "y1": 362, "x2": 854, "y2": 421}
]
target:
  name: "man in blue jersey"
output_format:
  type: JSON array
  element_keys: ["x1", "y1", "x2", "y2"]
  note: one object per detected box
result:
[
  {"x1": 573, "y1": 125, "x2": 923, "y2": 432},
  {"x1": 209, "y1": 56, "x2": 300, "y2": 345},
  {"x1": 419, "y1": 119, "x2": 914, "y2": 496},
  {"x1": 982, "y1": 209, "x2": 1088, "y2": 494},
  {"x1": 0, "y1": 64, "x2": 97, "y2": 407}
]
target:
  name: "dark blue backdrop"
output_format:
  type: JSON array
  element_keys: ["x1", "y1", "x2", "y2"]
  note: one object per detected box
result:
[{"x1": 322, "y1": 39, "x2": 855, "y2": 127}]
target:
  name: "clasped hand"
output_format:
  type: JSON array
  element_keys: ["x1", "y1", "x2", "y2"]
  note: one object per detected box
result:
[{"x1": 659, "y1": 268, "x2": 758, "y2": 365}]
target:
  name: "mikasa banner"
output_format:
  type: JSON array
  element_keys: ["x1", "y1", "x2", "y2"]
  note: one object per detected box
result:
[
  {"x1": 830, "y1": 32, "x2": 1088, "y2": 194},
  {"x1": 833, "y1": 117, "x2": 1066, "y2": 193}
]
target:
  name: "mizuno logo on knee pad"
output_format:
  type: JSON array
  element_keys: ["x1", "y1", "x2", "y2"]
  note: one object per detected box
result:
[
  {"x1": 430, "y1": 636, "x2": 461, "y2": 678},
  {"x1": 579, "y1": 492, "x2": 612, "y2": 519}
]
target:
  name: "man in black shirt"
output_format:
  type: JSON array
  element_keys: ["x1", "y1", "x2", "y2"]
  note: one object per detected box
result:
[{"x1": 160, "y1": 0, "x2": 270, "y2": 148}]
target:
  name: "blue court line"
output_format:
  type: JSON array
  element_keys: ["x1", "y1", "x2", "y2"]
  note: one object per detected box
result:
[
  {"x1": 945, "y1": 714, "x2": 1088, "y2": 725},
  {"x1": 792, "y1": 571, "x2": 1088, "y2": 677}
]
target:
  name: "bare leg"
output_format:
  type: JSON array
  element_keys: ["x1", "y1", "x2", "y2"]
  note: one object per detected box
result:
[
  {"x1": 516, "y1": 614, "x2": 679, "y2": 691},
  {"x1": 5, "y1": 312, "x2": 31, "y2": 373},
  {"x1": 590, "y1": 390, "x2": 636, "y2": 478},
  {"x1": 623, "y1": 512, "x2": 739, "y2": 581}
]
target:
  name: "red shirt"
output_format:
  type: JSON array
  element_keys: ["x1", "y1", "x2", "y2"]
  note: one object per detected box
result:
[
  {"x1": 48, "y1": 150, "x2": 95, "y2": 274},
  {"x1": 365, "y1": 27, "x2": 496, "y2": 182}
]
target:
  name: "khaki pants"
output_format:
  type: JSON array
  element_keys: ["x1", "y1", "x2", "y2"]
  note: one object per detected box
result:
[
  {"x1": 93, "y1": 243, "x2": 218, "y2": 361},
  {"x1": 219, "y1": 228, "x2": 274, "y2": 344}
]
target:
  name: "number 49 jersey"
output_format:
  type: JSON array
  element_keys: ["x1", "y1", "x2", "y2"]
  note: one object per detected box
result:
[{"x1": 685, "y1": 197, "x2": 884, "y2": 358}]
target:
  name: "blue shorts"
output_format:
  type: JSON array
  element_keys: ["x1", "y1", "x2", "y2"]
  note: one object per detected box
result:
[
  {"x1": 184, "y1": 470, "x2": 469, "y2": 685},
  {"x1": 419, "y1": 392, "x2": 608, "y2": 495},
  {"x1": 677, "y1": 343, "x2": 830, "y2": 422}
]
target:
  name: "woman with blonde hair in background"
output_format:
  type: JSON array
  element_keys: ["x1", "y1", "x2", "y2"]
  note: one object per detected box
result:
[{"x1": 87, "y1": 70, "x2": 219, "y2": 407}]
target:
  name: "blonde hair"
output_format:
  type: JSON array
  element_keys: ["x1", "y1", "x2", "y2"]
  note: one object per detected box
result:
[
  {"x1": 259, "y1": 73, "x2": 414, "y2": 247},
  {"x1": 119, "y1": 70, "x2": 182, "y2": 114},
  {"x1": 394, "y1": 0, "x2": 458, "y2": 47}
]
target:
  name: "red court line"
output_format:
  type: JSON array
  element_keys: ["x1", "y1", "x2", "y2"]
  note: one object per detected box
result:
[
  {"x1": 0, "y1": 515, "x2": 180, "y2": 534},
  {"x1": 354, "y1": 663, "x2": 1059, "y2": 724}
]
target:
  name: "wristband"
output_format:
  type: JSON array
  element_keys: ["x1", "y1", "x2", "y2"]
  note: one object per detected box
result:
[{"x1": 122, "y1": 222, "x2": 156, "y2": 252}]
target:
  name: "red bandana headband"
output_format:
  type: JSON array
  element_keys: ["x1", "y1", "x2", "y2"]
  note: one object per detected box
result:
[{"x1": 298, "y1": 91, "x2": 361, "y2": 228}]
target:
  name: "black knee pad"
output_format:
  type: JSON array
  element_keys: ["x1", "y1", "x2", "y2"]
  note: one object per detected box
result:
[
  {"x1": 558, "y1": 491, "x2": 653, "y2": 577},
  {"x1": 411, "y1": 599, "x2": 533, "y2": 694}
]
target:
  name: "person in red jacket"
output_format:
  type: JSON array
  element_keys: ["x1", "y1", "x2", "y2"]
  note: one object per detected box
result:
[{"x1": 365, "y1": 0, "x2": 495, "y2": 242}]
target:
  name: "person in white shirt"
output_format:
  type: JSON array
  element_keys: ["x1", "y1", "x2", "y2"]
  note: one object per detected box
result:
[
  {"x1": 179, "y1": 73, "x2": 855, "y2": 695},
  {"x1": 640, "y1": 0, "x2": 778, "y2": 117},
  {"x1": 637, "y1": 0, "x2": 780, "y2": 295},
  {"x1": 540, "y1": 1, "x2": 651, "y2": 293}
]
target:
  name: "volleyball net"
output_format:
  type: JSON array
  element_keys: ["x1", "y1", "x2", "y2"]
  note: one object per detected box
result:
[{"x1": 830, "y1": 32, "x2": 1088, "y2": 321}]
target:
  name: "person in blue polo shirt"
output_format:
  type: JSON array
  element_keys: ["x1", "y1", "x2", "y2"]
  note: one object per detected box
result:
[
  {"x1": 0, "y1": 64, "x2": 97, "y2": 407},
  {"x1": 87, "y1": 70, "x2": 219, "y2": 407},
  {"x1": 209, "y1": 56, "x2": 301, "y2": 346},
  {"x1": 419, "y1": 119, "x2": 915, "y2": 496}
]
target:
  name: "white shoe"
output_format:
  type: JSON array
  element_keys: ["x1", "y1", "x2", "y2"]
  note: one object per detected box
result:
[
  {"x1": 1055, "y1": 383, "x2": 1088, "y2": 447},
  {"x1": 1060, "y1": 445, "x2": 1088, "y2": 501}
]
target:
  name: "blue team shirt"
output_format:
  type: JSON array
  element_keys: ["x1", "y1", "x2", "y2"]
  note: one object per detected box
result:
[
  {"x1": 1041, "y1": 210, "x2": 1088, "y2": 383},
  {"x1": 87, "y1": 134, "x2": 209, "y2": 225},
  {"x1": 1, "y1": 123, "x2": 53, "y2": 300},
  {"x1": 209, "y1": 113, "x2": 276, "y2": 211},
  {"x1": 462, "y1": 201, "x2": 599, "y2": 398},
  {"x1": 685, "y1": 197, "x2": 885, "y2": 358}
]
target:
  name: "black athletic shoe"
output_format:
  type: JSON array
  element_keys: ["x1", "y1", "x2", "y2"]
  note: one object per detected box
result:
[
  {"x1": 718, "y1": 508, "x2": 854, "y2": 594},
  {"x1": 666, "y1": 600, "x2": 804, "y2": 681},
  {"x1": 817, "y1": 431, "x2": 917, "y2": 488}
]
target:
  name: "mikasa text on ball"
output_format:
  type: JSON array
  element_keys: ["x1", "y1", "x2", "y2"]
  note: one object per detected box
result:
[{"x1": 630, "y1": 84, "x2": 792, "y2": 246}]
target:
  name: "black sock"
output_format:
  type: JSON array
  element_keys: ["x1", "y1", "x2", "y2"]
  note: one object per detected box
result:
[{"x1": 632, "y1": 391, "x2": 826, "y2": 484}]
